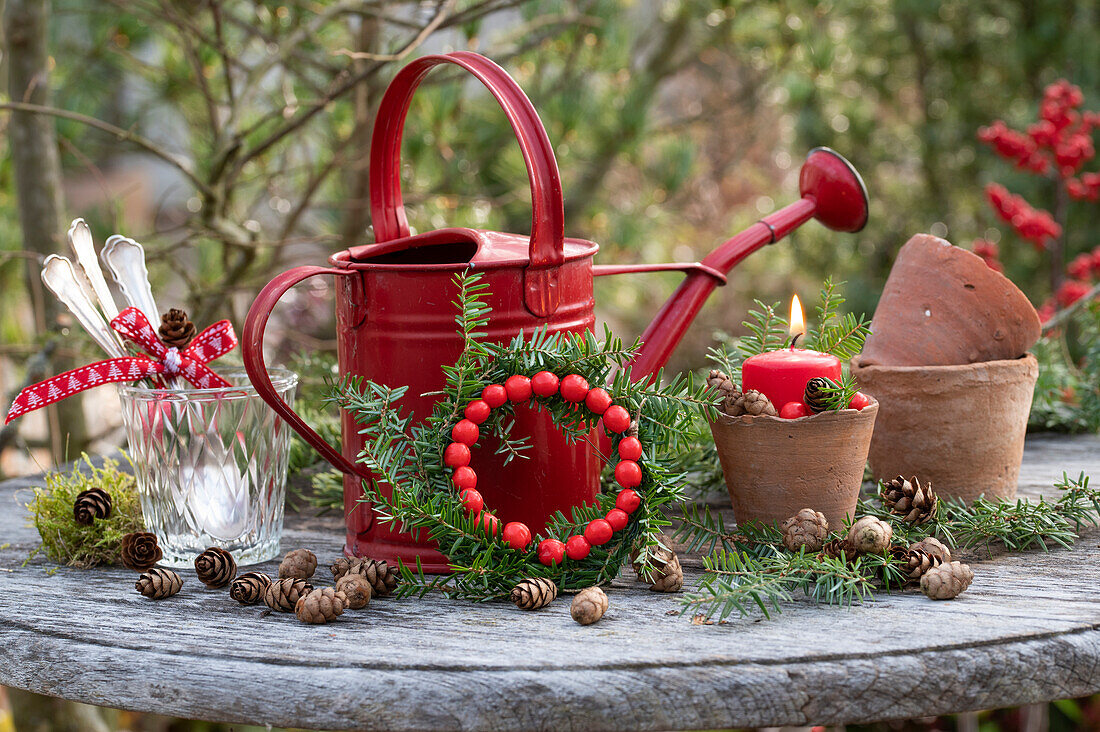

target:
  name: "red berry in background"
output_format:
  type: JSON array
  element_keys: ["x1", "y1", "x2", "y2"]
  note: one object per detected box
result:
[
  {"x1": 478, "y1": 512, "x2": 500, "y2": 536},
  {"x1": 482, "y1": 384, "x2": 507, "y2": 408},
  {"x1": 538, "y1": 539, "x2": 565, "y2": 566},
  {"x1": 615, "y1": 488, "x2": 641, "y2": 514},
  {"x1": 617, "y1": 436, "x2": 642, "y2": 461},
  {"x1": 502, "y1": 521, "x2": 532, "y2": 550},
  {"x1": 603, "y1": 405, "x2": 631, "y2": 433},
  {"x1": 584, "y1": 387, "x2": 612, "y2": 415},
  {"x1": 559, "y1": 374, "x2": 590, "y2": 403},
  {"x1": 443, "y1": 442, "x2": 471, "y2": 467},
  {"x1": 451, "y1": 419, "x2": 479, "y2": 446},
  {"x1": 605, "y1": 508, "x2": 629, "y2": 531},
  {"x1": 848, "y1": 392, "x2": 873, "y2": 411},
  {"x1": 452, "y1": 466, "x2": 477, "y2": 491},
  {"x1": 615, "y1": 460, "x2": 643, "y2": 488},
  {"x1": 504, "y1": 374, "x2": 532, "y2": 403},
  {"x1": 459, "y1": 488, "x2": 483, "y2": 514},
  {"x1": 584, "y1": 518, "x2": 614, "y2": 546},
  {"x1": 464, "y1": 400, "x2": 491, "y2": 425},
  {"x1": 531, "y1": 371, "x2": 560, "y2": 397},
  {"x1": 780, "y1": 401, "x2": 808, "y2": 419},
  {"x1": 565, "y1": 535, "x2": 591, "y2": 560}
]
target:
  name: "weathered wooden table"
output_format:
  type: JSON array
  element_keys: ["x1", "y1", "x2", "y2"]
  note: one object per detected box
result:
[{"x1": 1, "y1": 434, "x2": 1099, "y2": 731}]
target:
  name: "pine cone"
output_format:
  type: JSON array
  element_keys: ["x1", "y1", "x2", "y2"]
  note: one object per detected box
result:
[
  {"x1": 706, "y1": 369, "x2": 738, "y2": 402},
  {"x1": 570, "y1": 586, "x2": 609, "y2": 625},
  {"x1": 120, "y1": 531, "x2": 162, "y2": 571},
  {"x1": 820, "y1": 537, "x2": 850, "y2": 561},
  {"x1": 920, "y1": 561, "x2": 974, "y2": 600},
  {"x1": 803, "y1": 377, "x2": 838, "y2": 414},
  {"x1": 630, "y1": 543, "x2": 683, "y2": 592},
  {"x1": 264, "y1": 577, "x2": 314, "y2": 612},
  {"x1": 73, "y1": 488, "x2": 112, "y2": 525},
  {"x1": 846, "y1": 516, "x2": 893, "y2": 555},
  {"x1": 723, "y1": 389, "x2": 777, "y2": 417},
  {"x1": 278, "y1": 548, "x2": 317, "y2": 580},
  {"x1": 158, "y1": 308, "x2": 196, "y2": 349},
  {"x1": 346, "y1": 559, "x2": 399, "y2": 597},
  {"x1": 781, "y1": 508, "x2": 829, "y2": 552},
  {"x1": 295, "y1": 587, "x2": 347, "y2": 624},
  {"x1": 135, "y1": 568, "x2": 183, "y2": 600},
  {"x1": 331, "y1": 556, "x2": 356, "y2": 581},
  {"x1": 900, "y1": 537, "x2": 952, "y2": 584},
  {"x1": 194, "y1": 547, "x2": 237, "y2": 588},
  {"x1": 230, "y1": 571, "x2": 272, "y2": 605},
  {"x1": 510, "y1": 578, "x2": 558, "y2": 610},
  {"x1": 336, "y1": 574, "x2": 373, "y2": 609},
  {"x1": 882, "y1": 476, "x2": 939, "y2": 525}
]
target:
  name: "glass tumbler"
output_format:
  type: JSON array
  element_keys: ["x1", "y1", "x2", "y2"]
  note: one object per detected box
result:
[{"x1": 118, "y1": 368, "x2": 298, "y2": 566}]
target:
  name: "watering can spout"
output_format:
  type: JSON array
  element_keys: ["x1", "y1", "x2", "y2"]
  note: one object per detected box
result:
[{"x1": 607, "y1": 147, "x2": 869, "y2": 380}]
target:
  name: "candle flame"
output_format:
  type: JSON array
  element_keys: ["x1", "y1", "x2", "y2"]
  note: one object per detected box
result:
[{"x1": 789, "y1": 294, "x2": 805, "y2": 339}]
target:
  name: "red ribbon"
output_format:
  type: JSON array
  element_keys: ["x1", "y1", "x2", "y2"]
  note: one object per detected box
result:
[{"x1": 6, "y1": 307, "x2": 237, "y2": 424}]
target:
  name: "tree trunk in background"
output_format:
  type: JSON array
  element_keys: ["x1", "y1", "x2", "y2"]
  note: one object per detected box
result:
[{"x1": 4, "y1": 0, "x2": 90, "y2": 463}]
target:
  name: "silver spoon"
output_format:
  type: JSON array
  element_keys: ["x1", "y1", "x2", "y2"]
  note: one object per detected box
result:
[
  {"x1": 41, "y1": 255, "x2": 128, "y2": 359},
  {"x1": 67, "y1": 219, "x2": 119, "y2": 322},
  {"x1": 102, "y1": 235, "x2": 160, "y2": 328}
]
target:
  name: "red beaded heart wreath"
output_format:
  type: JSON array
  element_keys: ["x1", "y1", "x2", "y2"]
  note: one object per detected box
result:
[{"x1": 441, "y1": 371, "x2": 644, "y2": 566}]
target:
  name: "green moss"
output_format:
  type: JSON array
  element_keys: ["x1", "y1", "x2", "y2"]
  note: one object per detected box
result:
[{"x1": 27, "y1": 454, "x2": 144, "y2": 567}]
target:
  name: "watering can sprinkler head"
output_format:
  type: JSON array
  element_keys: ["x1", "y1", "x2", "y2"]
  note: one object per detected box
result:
[{"x1": 798, "y1": 147, "x2": 869, "y2": 233}]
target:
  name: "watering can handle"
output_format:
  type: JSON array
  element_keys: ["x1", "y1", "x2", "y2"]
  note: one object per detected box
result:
[{"x1": 369, "y1": 52, "x2": 566, "y2": 318}]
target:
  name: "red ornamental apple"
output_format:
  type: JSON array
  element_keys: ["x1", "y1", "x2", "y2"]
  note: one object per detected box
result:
[
  {"x1": 531, "y1": 371, "x2": 560, "y2": 397},
  {"x1": 463, "y1": 400, "x2": 491, "y2": 425},
  {"x1": 443, "y1": 442, "x2": 471, "y2": 467},
  {"x1": 502, "y1": 521, "x2": 532, "y2": 550},
  {"x1": 617, "y1": 436, "x2": 642, "y2": 461},
  {"x1": 538, "y1": 539, "x2": 566, "y2": 566},
  {"x1": 848, "y1": 391, "x2": 872, "y2": 411},
  {"x1": 615, "y1": 488, "x2": 641, "y2": 514},
  {"x1": 603, "y1": 405, "x2": 631, "y2": 433},
  {"x1": 780, "y1": 401, "x2": 808, "y2": 419},
  {"x1": 560, "y1": 374, "x2": 590, "y2": 403},
  {"x1": 584, "y1": 387, "x2": 612, "y2": 415},
  {"x1": 452, "y1": 466, "x2": 477, "y2": 491},
  {"x1": 482, "y1": 384, "x2": 507, "y2": 408},
  {"x1": 504, "y1": 375, "x2": 532, "y2": 402},
  {"x1": 450, "y1": 419, "x2": 479, "y2": 446},
  {"x1": 615, "y1": 460, "x2": 642, "y2": 488},
  {"x1": 605, "y1": 508, "x2": 629, "y2": 531},
  {"x1": 565, "y1": 535, "x2": 591, "y2": 560},
  {"x1": 479, "y1": 512, "x2": 500, "y2": 536},
  {"x1": 459, "y1": 488, "x2": 483, "y2": 514},
  {"x1": 584, "y1": 518, "x2": 614, "y2": 546}
]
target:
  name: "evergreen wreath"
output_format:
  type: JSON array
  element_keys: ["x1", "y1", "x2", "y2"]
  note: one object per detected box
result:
[{"x1": 328, "y1": 271, "x2": 717, "y2": 601}]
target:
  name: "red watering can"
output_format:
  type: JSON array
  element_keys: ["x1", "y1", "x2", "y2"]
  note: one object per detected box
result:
[{"x1": 242, "y1": 52, "x2": 868, "y2": 570}]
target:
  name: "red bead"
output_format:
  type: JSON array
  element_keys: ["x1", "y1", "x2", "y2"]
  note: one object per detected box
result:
[
  {"x1": 478, "y1": 512, "x2": 500, "y2": 536},
  {"x1": 616, "y1": 489, "x2": 641, "y2": 514},
  {"x1": 443, "y1": 442, "x2": 471, "y2": 467},
  {"x1": 603, "y1": 405, "x2": 631, "y2": 433},
  {"x1": 605, "y1": 508, "x2": 629, "y2": 531},
  {"x1": 565, "y1": 535, "x2": 591, "y2": 560},
  {"x1": 482, "y1": 384, "x2": 507, "y2": 408},
  {"x1": 531, "y1": 371, "x2": 560, "y2": 397},
  {"x1": 451, "y1": 419, "x2": 479, "y2": 446},
  {"x1": 464, "y1": 400, "x2": 491, "y2": 425},
  {"x1": 618, "y1": 436, "x2": 642, "y2": 461},
  {"x1": 615, "y1": 460, "x2": 642, "y2": 488},
  {"x1": 459, "y1": 488, "x2": 483, "y2": 514},
  {"x1": 504, "y1": 375, "x2": 532, "y2": 403},
  {"x1": 502, "y1": 521, "x2": 532, "y2": 550},
  {"x1": 848, "y1": 391, "x2": 872, "y2": 411},
  {"x1": 538, "y1": 539, "x2": 566, "y2": 566},
  {"x1": 780, "y1": 401, "x2": 808, "y2": 419},
  {"x1": 560, "y1": 374, "x2": 590, "y2": 403},
  {"x1": 452, "y1": 466, "x2": 477, "y2": 491},
  {"x1": 584, "y1": 518, "x2": 614, "y2": 546},
  {"x1": 584, "y1": 387, "x2": 612, "y2": 415}
]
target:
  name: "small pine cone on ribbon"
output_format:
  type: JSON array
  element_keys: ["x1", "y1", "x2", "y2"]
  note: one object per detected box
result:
[
  {"x1": 331, "y1": 556, "x2": 356, "y2": 581},
  {"x1": 158, "y1": 308, "x2": 196, "y2": 349},
  {"x1": 194, "y1": 547, "x2": 237, "y2": 588},
  {"x1": 347, "y1": 559, "x2": 399, "y2": 597},
  {"x1": 846, "y1": 516, "x2": 893, "y2": 555},
  {"x1": 510, "y1": 577, "x2": 557, "y2": 610},
  {"x1": 135, "y1": 568, "x2": 183, "y2": 600},
  {"x1": 336, "y1": 574, "x2": 373, "y2": 610},
  {"x1": 264, "y1": 578, "x2": 314, "y2": 612},
  {"x1": 706, "y1": 369, "x2": 738, "y2": 402},
  {"x1": 73, "y1": 488, "x2": 112, "y2": 525},
  {"x1": 295, "y1": 587, "x2": 347, "y2": 624},
  {"x1": 723, "y1": 389, "x2": 778, "y2": 418},
  {"x1": 780, "y1": 508, "x2": 829, "y2": 552},
  {"x1": 230, "y1": 571, "x2": 272, "y2": 605},
  {"x1": 803, "y1": 377, "x2": 838, "y2": 414},
  {"x1": 900, "y1": 537, "x2": 951, "y2": 584},
  {"x1": 881, "y1": 476, "x2": 939, "y2": 525},
  {"x1": 630, "y1": 542, "x2": 683, "y2": 592},
  {"x1": 570, "y1": 586, "x2": 609, "y2": 625},
  {"x1": 278, "y1": 548, "x2": 317, "y2": 580},
  {"x1": 921, "y1": 561, "x2": 974, "y2": 600},
  {"x1": 120, "y1": 531, "x2": 162, "y2": 571}
]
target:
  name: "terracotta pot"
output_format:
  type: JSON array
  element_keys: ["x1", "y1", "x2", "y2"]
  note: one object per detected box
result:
[
  {"x1": 709, "y1": 401, "x2": 878, "y2": 530},
  {"x1": 852, "y1": 354, "x2": 1038, "y2": 503},
  {"x1": 859, "y1": 234, "x2": 1041, "y2": 367}
]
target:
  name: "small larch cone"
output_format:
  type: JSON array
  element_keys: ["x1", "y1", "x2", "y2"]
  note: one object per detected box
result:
[
  {"x1": 882, "y1": 476, "x2": 939, "y2": 525},
  {"x1": 781, "y1": 508, "x2": 829, "y2": 552},
  {"x1": 511, "y1": 578, "x2": 557, "y2": 610},
  {"x1": 331, "y1": 556, "x2": 356, "y2": 581},
  {"x1": 135, "y1": 568, "x2": 183, "y2": 600},
  {"x1": 846, "y1": 516, "x2": 893, "y2": 555},
  {"x1": 723, "y1": 389, "x2": 777, "y2": 417},
  {"x1": 921, "y1": 561, "x2": 974, "y2": 600},
  {"x1": 230, "y1": 571, "x2": 272, "y2": 605},
  {"x1": 158, "y1": 308, "x2": 196, "y2": 349},
  {"x1": 900, "y1": 537, "x2": 952, "y2": 584},
  {"x1": 194, "y1": 547, "x2": 236, "y2": 588},
  {"x1": 347, "y1": 559, "x2": 399, "y2": 597},
  {"x1": 820, "y1": 537, "x2": 850, "y2": 561},
  {"x1": 803, "y1": 377, "x2": 838, "y2": 414},
  {"x1": 706, "y1": 369, "x2": 738, "y2": 402},
  {"x1": 336, "y1": 575, "x2": 373, "y2": 610},
  {"x1": 120, "y1": 531, "x2": 162, "y2": 571},
  {"x1": 73, "y1": 488, "x2": 111, "y2": 525},
  {"x1": 264, "y1": 578, "x2": 314, "y2": 612},
  {"x1": 571, "y1": 586, "x2": 609, "y2": 625},
  {"x1": 630, "y1": 542, "x2": 683, "y2": 592},
  {"x1": 278, "y1": 548, "x2": 317, "y2": 580},
  {"x1": 295, "y1": 587, "x2": 347, "y2": 624}
]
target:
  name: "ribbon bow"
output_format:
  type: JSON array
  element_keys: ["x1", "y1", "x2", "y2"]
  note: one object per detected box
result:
[{"x1": 6, "y1": 307, "x2": 237, "y2": 424}]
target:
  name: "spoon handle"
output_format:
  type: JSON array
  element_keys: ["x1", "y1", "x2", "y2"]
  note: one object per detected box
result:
[
  {"x1": 67, "y1": 219, "x2": 119, "y2": 321},
  {"x1": 41, "y1": 255, "x2": 128, "y2": 359},
  {"x1": 102, "y1": 235, "x2": 160, "y2": 327}
]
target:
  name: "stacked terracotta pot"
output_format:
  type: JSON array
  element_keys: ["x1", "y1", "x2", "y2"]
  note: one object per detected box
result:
[{"x1": 852, "y1": 234, "x2": 1042, "y2": 502}]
